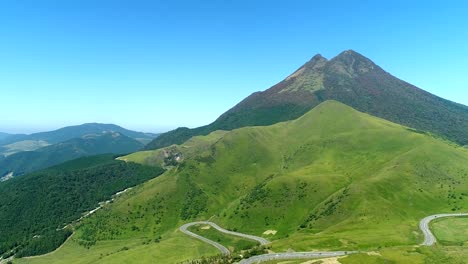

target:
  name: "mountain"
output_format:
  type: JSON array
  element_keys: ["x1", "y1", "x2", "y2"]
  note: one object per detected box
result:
[
  {"x1": 0, "y1": 154, "x2": 164, "y2": 258},
  {"x1": 0, "y1": 140, "x2": 50, "y2": 157},
  {"x1": 19, "y1": 101, "x2": 468, "y2": 263},
  {"x1": 0, "y1": 132, "x2": 12, "y2": 140},
  {"x1": 145, "y1": 50, "x2": 468, "y2": 150},
  {"x1": 0, "y1": 132, "x2": 144, "y2": 177},
  {"x1": 0, "y1": 123, "x2": 158, "y2": 149}
]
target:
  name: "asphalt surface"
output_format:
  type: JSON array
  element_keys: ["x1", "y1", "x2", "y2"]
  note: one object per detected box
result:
[
  {"x1": 179, "y1": 221, "x2": 270, "y2": 256},
  {"x1": 239, "y1": 251, "x2": 355, "y2": 264},
  {"x1": 196, "y1": 221, "x2": 269, "y2": 245},
  {"x1": 179, "y1": 221, "x2": 356, "y2": 262},
  {"x1": 419, "y1": 213, "x2": 468, "y2": 246},
  {"x1": 179, "y1": 222, "x2": 231, "y2": 255}
]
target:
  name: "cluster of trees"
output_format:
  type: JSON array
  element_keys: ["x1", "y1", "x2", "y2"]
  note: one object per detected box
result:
[
  {"x1": 180, "y1": 176, "x2": 208, "y2": 220},
  {"x1": 0, "y1": 154, "x2": 164, "y2": 258},
  {"x1": 301, "y1": 187, "x2": 350, "y2": 228},
  {"x1": 15, "y1": 229, "x2": 72, "y2": 258}
]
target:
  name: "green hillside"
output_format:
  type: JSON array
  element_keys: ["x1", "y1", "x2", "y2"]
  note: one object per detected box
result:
[
  {"x1": 14, "y1": 101, "x2": 468, "y2": 263},
  {"x1": 0, "y1": 154, "x2": 164, "y2": 259},
  {"x1": 0, "y1": 132, "x2": 144, "y2": 177},
  {"x1": 145, "y1": 50, "x2": 468, "y2": 150}
]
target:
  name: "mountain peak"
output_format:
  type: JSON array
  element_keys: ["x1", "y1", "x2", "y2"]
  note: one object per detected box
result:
[
  {"x1": 284, "y1": 53, "x2": 327, "y2": 83},
  {"x1": 329, "y1": 50, "x2": 380, "y2": 76},
  {"x1": 335, "y1": 49, "x2": 367, "y2": 60},
  {"x1": 303, "y1": 53, "x2": 328, "y2": 69},
  {"x1": 146, "y1": 48, "x2": 468, "y2": 150}
]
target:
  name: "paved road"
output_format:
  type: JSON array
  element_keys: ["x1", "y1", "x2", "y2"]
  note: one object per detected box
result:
[
  {"x1": 179, "y1": 222, "x2": 231, "y2": 255},
  {"x1": 179, "y1": 221, "x2": 356, "y2": 262},
  {"x1": 419, "y1": 213, "x2": 468, "y2": 246},
  {"x1": 239, "y1": 251, "x2": 355, "y2": 264},
  {"x1": 179, "y1": 221, "x2": 270, "y2": 255},
  {"x1": 188, "y1": 221, "x2": 269, "y2": 245}
]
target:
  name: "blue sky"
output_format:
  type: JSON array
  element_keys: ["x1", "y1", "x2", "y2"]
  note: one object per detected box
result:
[{"x1": 1, "y1": 0, "x2": 467, "y2": 133}]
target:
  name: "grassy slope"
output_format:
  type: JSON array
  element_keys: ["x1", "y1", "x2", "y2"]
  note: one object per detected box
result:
[
  {"x1": 120, "y1": 130, "x2": 227, "y2": 167},
  {"x1": 15, "y1": 231, "x2": 217, "y2": 264},
  {"x1": 431, "y1": 217, "x2": 468, "y2": 246},
  {"x1": 16, "y1": 101, "x2": 468, "y2": 263}
]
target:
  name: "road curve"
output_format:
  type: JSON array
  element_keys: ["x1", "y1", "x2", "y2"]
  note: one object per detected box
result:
[
  {"x1": 179, "y1": 221, "x2": 270, "y2": 255},
  {"x1": 419, "y1": 213, "x2": 468, "y2": 246},
  {"x1": 181, "y1": 213, "x2": 468, "y2": 263},
  {"x1": 179, "y1": 221, "x2": 356, "y2": 262},
  {"x1": 180, "y1": 222, "x2": 230, "y2": 255}
]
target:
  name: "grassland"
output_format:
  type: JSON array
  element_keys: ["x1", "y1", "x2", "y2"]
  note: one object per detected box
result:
[
  {"x1": 14, "y1": 101, "x2": 468, "y2": 263},
  {"x1": 120, "y1": 130, "x2": 228, "y2": 167},
  {"x1": 15, "y1": 231, "x2": 218, "y2": 264},
  {"x1": 431, "y1": 217, "x2": 468, "y2": 246}
]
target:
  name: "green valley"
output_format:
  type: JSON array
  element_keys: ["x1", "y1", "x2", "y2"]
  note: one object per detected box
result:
[{"x1": 0, "y1": 154, "x2": 164, "y2": 259}]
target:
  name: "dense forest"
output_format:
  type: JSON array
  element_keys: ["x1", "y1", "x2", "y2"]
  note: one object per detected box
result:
[{"x1": 0, "y1": 154, "x2": 164, "y2": 258}]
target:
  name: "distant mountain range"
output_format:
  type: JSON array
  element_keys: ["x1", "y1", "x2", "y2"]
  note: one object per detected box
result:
[
  {"x1": 0, "y1": 132, "x2": 144, "y2": 178},
  {"x1": 0, "y1": 123, "x2": 159, "y2": 178},
  {"x1": 145, "y1": 50, "x2": 468, "y2": 149},
  {"x1": 0, "y1": 132, "x2": 11, "y2": 141},
  {"x1": 0, "y1": 123, "x2": 158, "y2": 147}
]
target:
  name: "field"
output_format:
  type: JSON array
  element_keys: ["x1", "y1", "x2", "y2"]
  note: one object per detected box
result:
[
  {"x1": 431, "y1": 217, "x2": 468, "y2": 246},
  {"x1": 15, "y1": 231, "x2": 218, "y2": 264}
]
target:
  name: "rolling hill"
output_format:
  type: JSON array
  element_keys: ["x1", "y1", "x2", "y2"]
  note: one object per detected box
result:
[
  {"x1": 145, "y1": 50, "x2": 468, "y2": 150},
  {"x1": 0, "y1": 132, "x2": 144, "y2": 177},
  {"x1": 0, "y1": 140, "x2": 50, "y2": 157},
  {"x1": 0, "y1": 123, "x2": 158, "y2": 154},
  {"x1": 18, "y1": 101, "x2": 468, "y2": 263}
]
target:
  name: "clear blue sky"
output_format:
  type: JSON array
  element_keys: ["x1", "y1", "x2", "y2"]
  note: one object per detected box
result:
[{"x1": 1, "y1": 0, "x2": 467, "y2": 134}]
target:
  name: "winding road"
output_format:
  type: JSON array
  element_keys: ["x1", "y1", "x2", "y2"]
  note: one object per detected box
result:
[
  {"x1": 179, "y1": 221, "x2": 356, "y2": 263},
  {"x1": 179, "y1": 221, "x2": 269, "y2": 256},
  {"x1": 180, "y1": 222, "x2": 230, "y2": 255},
  {"x1": 419, "y1": 213, "x2": 468, "y2": 246},
  {"x1": 181, "y1": 213, "x2": 468, "y2": 263}
]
